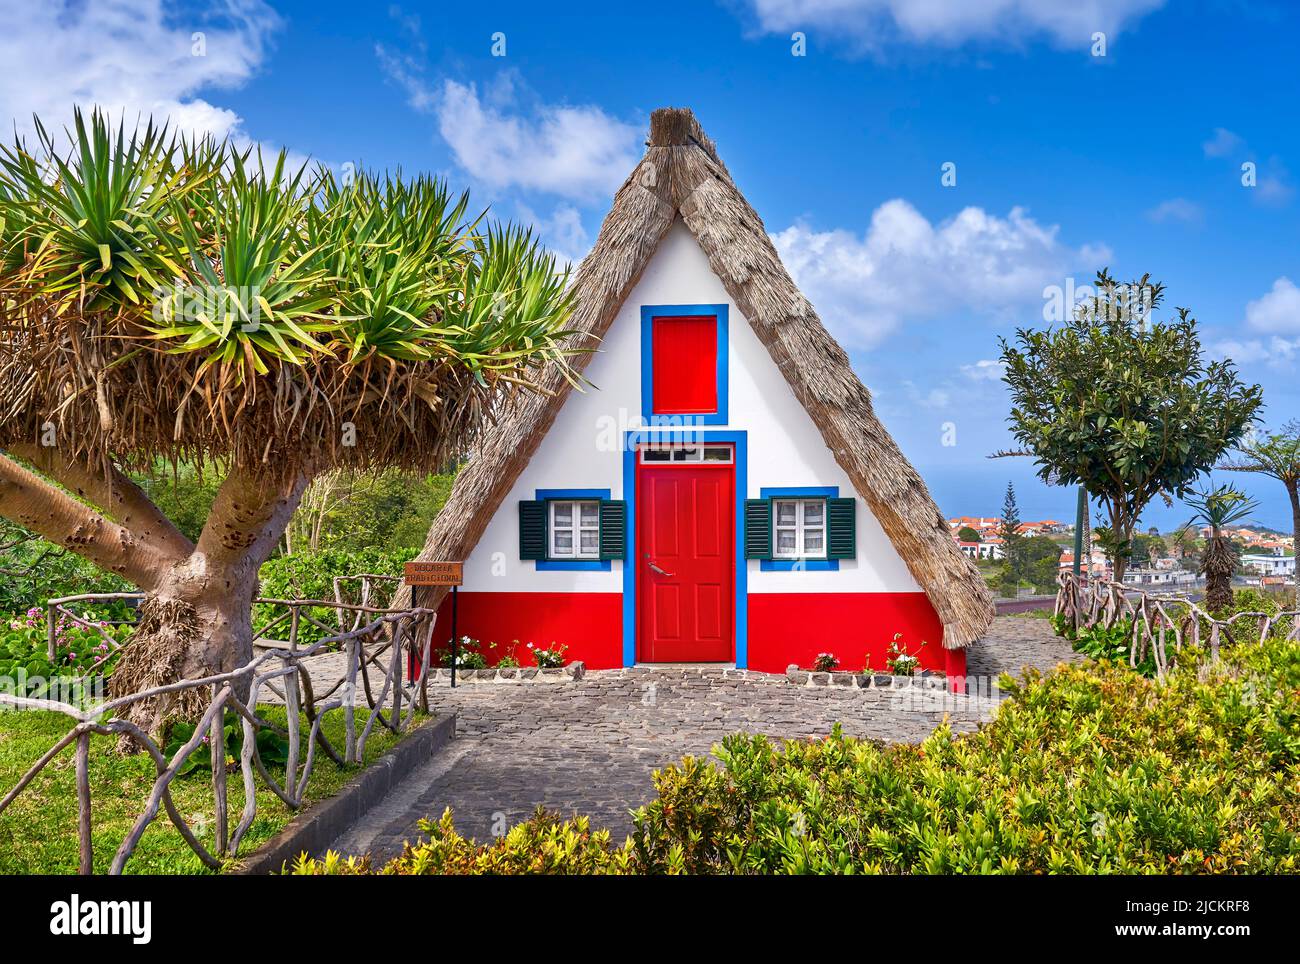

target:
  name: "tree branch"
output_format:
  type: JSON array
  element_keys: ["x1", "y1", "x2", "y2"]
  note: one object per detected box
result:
[
  {"x1": 0, "y1": 452, "x2": 182, "y2": 591},
  {"x1": 5, "y1": 443, "x2": 194, "y2": 560},
  {"x1": 195, "y1": 465, "x2": 312, "y2": 578}
]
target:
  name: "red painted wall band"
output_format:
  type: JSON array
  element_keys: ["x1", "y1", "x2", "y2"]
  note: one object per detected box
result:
[{"x1": 430, "y1": 590, "x2": 948, "y2": 675}]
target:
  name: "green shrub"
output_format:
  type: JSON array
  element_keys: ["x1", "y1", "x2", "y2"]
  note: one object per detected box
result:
[
  {"x1": 1212, "y1": 588, "x2": 1293, "y2": 646},
  {"x1": 293, "y1": 634, "x2": 1300, "y2": 875},
  {"x1": 1052, "y1": 614, "x2": 1157, "y2": 677},
  {"x1": 291, "y1": 809, "x2": 632, "y2": 875}
]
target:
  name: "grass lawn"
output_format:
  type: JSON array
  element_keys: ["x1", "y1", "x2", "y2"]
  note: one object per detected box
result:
[{"x1": 0, "y1": 705, "x2": 420, "y2": 874}]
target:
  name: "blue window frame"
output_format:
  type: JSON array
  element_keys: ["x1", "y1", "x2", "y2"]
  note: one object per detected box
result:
[
  {"x1": 640, "y1": 303, "x2": 729, "y2": 426},
  {"x1": 759, "y1": 486, "x2": 840, "y2": 571},
  {"x1": 534, "y1": 488, "x2": 612, "y2": 571}
]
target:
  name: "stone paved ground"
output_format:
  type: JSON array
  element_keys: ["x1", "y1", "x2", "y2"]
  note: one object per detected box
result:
[{"x1": 323, "y1": 615, "x2": 1077, "y2": 862}]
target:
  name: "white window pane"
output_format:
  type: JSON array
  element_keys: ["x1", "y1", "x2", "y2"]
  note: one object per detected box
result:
[
  {"x1": 804, "y1": 529, "x2": 824, "y2": 554},
  {"x1": 553, "y1": 503, "x2": 572, "y2": 526},
  {"x1": 776, "y1": 529, "x2": 797, "y2": 553},
  {"x1": 803, "y1": 501, "x2": 824, "y2": 524},
  {"x1": 580, "y1": 530, "x2": 599, "y2": 551},
  {"x1": 776, "y1": 502, "x2": 796, "y2": 525},
  {"x1": 580, "y1": 502, "x2": 599, "y2": 524}
]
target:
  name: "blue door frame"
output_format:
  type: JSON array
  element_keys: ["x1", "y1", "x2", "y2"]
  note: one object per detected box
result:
[{"x1": 621, "y1": 429, "x2": 748, "y2": 668}]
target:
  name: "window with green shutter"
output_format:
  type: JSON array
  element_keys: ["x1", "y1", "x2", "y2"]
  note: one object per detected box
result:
[
  {"x1": 522, "y1": 491, "x2": 624, "y2": 567},
  {"x1": 751, "y1": 489, "x2": 856, "y2": 568}
]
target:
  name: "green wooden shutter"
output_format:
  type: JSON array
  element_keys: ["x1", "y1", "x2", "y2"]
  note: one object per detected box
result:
[
  {"x1": 826, "y1": 497, "x2": 856, "y2": 560},
  {"x1": 599, "y1": 499, "x2": 626, "y2": 560},
  {"x1": 744, "y1": 499, "x2": 772, "y2": 560},
  {"x1": 519, "y1": 500, "x2": 547, "y2": 560}
]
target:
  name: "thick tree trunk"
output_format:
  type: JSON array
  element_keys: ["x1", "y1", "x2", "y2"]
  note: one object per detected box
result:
[
  {"x1": 109, "y1": 556, "x2": 259, "y2": 735},
  {"x1": 108, "y1": 465, "x2": 311, "y2": 743},
  {"x1": 1202, "y1": 529, "x2": 1236, "y2": 613}
]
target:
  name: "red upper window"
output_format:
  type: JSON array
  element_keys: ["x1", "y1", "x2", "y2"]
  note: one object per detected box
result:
[{"x1": 651, "y1": 314, "x2": 717, "y2": 414}]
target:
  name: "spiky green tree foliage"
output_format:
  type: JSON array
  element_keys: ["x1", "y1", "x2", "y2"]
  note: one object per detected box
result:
[
  {"x1": 0, "y1": 111, "x2": 577, "y2": 733},
  {"x1": 1181, "y1": 485, "x2": 1258, "y2": 612},
  {"x1": 1001, "y1": 270, "x2": 1262, "y2": 582}
]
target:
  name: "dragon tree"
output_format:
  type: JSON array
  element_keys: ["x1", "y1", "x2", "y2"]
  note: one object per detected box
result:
[{"x1": 0, "y1": 111, "x2": 576, "y2": 735}]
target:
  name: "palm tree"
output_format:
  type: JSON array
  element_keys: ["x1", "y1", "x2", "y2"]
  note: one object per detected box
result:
[
  {"x1": 0, "y1": 110, "x2": 578, "y2": 736},
  {"x1": 1219, "y1": 421, "x2": 1300, "y2": 605},
  {"x1": 1180, "y1": 485, "x2": 1258, "y2": 612}
]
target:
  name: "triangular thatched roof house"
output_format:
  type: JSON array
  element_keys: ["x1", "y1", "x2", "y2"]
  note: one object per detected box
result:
[{"x1": 413, "y1": 107, "x2": 994, "y2": 681}]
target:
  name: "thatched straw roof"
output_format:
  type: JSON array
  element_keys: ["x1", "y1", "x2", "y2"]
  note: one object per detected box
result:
[{"x1": 412, "y1": 107, "x2": 994, "y2": 648}]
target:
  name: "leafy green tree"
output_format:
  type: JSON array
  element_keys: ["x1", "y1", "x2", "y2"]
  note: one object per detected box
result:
[
  {"x1": 1001, "y1": 270, "x2": 1263, "y2": 582},
  {"x1": 0, "y1": 111, "x2": 577, "y2": 735},
  {"x1": 1219, "y1": 420, "x2": 1300, "y2": 603},
  {"x1": 957, "y1": 526, "x2": 981, "y2": 543},
  {"x1": 286, "y1": 469, "x2": 456, "y2": 553},
  {"x1": 1181, "y1": 485, "x2": 1258, "y2": 611}
]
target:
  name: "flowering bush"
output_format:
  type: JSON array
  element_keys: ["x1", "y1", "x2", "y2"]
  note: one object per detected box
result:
[
  {"x1": 527, "y1": 642, "x2": 568, "y2": 668},
  {"x1": 433, "y1": 636, "x2": 488, "y2": 669},
  {"x1": 883, "y1": 633, "x2": 924, "y2": 675},
  {"x1": 0, "y1": 607, "x2": 131, "y2": 696},
  {"x1": 811, "y1": 652, "x2": 838, "y2": 672},
  {"x1": 293, "y1": 633, "x2": 1300, "y2": 875}
]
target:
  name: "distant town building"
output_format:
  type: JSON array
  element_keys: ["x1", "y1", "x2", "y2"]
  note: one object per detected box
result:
[
  {"x1": 956, "y1": 538, "x2": 1005, "y2": 561},
  {"x1": 1241, "y1": 554, "x2": 1296, "y2": 578},
  {"x1": 1123, "y1": 568, "x2": 1197, "y2": 588}
]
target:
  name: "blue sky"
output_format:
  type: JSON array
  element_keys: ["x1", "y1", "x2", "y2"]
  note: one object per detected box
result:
[{"x1": 4, "y1": 0, "x2": 1298, "y2": 530}]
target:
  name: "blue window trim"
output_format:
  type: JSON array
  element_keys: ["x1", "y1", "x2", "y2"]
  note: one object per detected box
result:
[
  {"x1": 622, "y1": 430, "x2": 747, "y2": 668},
  {"x1": 640, "y1": 304, "x2": 729, "y2": 426},
  {"x1": 760, "y1": 486, "x2": 840, "y2": 571},
  {"x1": 534, "y1": 488, "x2": 611, "y2": 571}
]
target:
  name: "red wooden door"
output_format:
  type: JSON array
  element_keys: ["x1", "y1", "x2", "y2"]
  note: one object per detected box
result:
[{"x1": 637, "y1": 462, "x2": 734, "y2": 662}]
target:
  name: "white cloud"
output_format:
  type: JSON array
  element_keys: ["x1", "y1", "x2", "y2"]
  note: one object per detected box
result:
[
  {"x1": 1244, "y1": 277, "x2": 1300, "y2": 334},
  {"x1": 376, "y1": 43, "x2": 642, "y2": 202},
  {"x1": 961, "y1": 359, "x2": 1006, "y2": 381},
  {"x1": 1202, "y1": 127, "x2": 1243, "y2": 158},
  {"x1": 1213, "y1": 336, "x2": 1300, "y2": 368},
  {"x1": 1146, "y1": 198, "x2": 1202, "y2": 224},
  {"x1": 0, "y1": 0, "x2": 280, "y2": 143},
  {"x1": 738, "y1": 0, "x2": 1164, "y2": 51},
  {"x1": 434, "y1": 79, "x2": 640, "y2": 200},
  {"x1": 1211, "y1": 277, "x2": 1300, "y2": 369},
  {"x1": 771, "y1": 199, "x2": 1109, "y2": 347}
]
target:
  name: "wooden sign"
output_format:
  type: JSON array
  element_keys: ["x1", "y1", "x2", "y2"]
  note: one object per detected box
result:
[{"x1": 404, "y1": 561, "x2": 463, "y2": 587}]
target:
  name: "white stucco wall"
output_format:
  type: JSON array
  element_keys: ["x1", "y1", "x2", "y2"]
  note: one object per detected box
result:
[{"x1": 458, "y1": 219, "x2": 922, "y2": 595}]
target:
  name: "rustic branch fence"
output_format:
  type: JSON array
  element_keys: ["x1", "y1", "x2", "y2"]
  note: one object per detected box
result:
[
  {"x1": 1055, "y1": 571, "x2": 1300, "y2": 679},
  {"x1": 1, "y1": 580, "x2": 435, "y2": 874}
]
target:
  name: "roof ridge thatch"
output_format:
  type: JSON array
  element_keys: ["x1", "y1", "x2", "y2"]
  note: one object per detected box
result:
[{"x1": 409, "y1": 107, "x2": 994, "y2": 648}]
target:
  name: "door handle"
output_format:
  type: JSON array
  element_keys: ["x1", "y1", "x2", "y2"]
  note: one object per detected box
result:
[{"x1": 648, "y1": 561, "x2": 674, "y2": 577}]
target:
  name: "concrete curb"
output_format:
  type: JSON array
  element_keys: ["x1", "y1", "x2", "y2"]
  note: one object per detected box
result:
[{"x1": 234, "y1": 712, "x2": 456, "y2": 875}]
